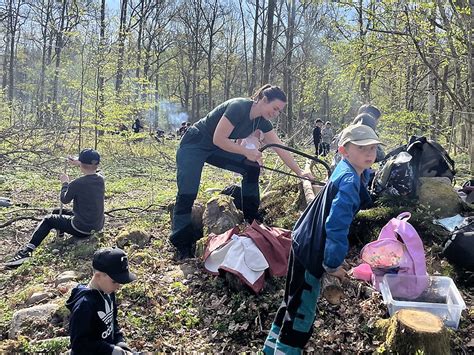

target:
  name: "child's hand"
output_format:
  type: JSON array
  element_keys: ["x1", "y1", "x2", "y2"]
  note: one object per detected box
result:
[
  {"x1": 327, "y1": 266, "x2": 346, "y2": 282},
  {"x1": 59, "y1": 173, "x2": 69, "y2": 184},
  {"x1": 67, "y1": 155, "x2": 81, "y2": 167}
]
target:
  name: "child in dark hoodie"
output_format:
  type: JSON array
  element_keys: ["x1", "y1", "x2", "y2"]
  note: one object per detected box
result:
[
  {"x1": 66, "y1": 247, "x2": 136, "y2": 355},
  {"x1": 5, "y1": 148, "x2": 105, "y2": 268}
]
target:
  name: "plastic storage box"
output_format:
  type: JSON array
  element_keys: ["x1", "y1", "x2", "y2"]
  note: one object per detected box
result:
[{"x1": 380, "y1": 274, "x2": 466, "y2": 329}]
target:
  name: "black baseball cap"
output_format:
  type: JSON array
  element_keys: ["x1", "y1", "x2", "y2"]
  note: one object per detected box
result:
[
  {"x1": 79, "y1": 148, "x2": 100, "y2": 165},
  {"x1": 357, "y1": 104, "x2": 381, "y2": 120},
  {"x1": 92, "y1": 247, "x2": 136, "y2": 284}
]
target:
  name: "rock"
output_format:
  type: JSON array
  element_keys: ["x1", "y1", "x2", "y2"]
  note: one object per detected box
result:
[
  {"x1": 55, "y1": 270, "x2": 80, "y2": 286},
  {"x1": 0, "y1": 197, "x2": 12, "y2": 207},
  {"x1": 57, "y1": 281, "x2": 78, "y2": 295},
  {"x1": 418, "y1": 177, "x2": 462, "y2": 217},
  {"x1": 9, "y1": 303, "x2": 60, "y2": 339},
  {"x1": 163, "y1": 264, "x2": 198, "y2": 282},
  {"x1": 168, "y1": 202, "x2": 205, "y2": 235},
  {"x1": 26, "y1": 292, "x2": 52, "y2": 306},
  {"x1": 191, "y1": 203, "x2": 205, "y2": 234},
  {"x1": 116, "y1": 229, "x2": 150, "y2": 249},
  {"x1": 202, "y1": 195, "x2": 243, "y2": 235},
  {"x1": 52, "y1": 249, "x2": 60, "y2": 254}
]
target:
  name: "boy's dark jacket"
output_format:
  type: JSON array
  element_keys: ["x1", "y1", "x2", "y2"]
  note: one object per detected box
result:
[
  {"x1": 66, "y1": 285, "x2": 125, "y2": 354},
  {"x1": 293, "y1": 159, "x2": 371, "y2": 277}
]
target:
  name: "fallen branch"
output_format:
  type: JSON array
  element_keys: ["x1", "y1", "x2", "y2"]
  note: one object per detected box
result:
[
  {"x1": 105, "y1": 204, "x2": 166, "y2": 216},
  {"x1": 5, "y1": 207, "x2": 48, "y2": 215},
  {"x1": 0, "y1": 215, "x2": 42, "y2": 228}
]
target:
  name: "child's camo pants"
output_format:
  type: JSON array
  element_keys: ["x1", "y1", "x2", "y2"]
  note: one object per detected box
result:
[{"x1": 263, "y1": 248, "x2": 321, "y2": 354}]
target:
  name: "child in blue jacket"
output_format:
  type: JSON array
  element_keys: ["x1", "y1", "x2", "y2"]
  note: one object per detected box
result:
[{"x1": 263, "y1": 124, "x2": 382, "y2": 354}]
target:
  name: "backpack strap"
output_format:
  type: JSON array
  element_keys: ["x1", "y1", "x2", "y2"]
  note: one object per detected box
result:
[
  {"x1": 391, "y1": 217, "x2": 427, "y2": 276},
  {"x1": 397, "y1": 212, "x2": 411, "y2": 221}
]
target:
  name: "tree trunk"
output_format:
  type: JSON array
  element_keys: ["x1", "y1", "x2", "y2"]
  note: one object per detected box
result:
[
  {"x1": 250, "y1": 0, "x2": 259, "y2": 94},
  {"x1": 239, "y1": 0, "x2": 249, "y2": 96},
  {"x1": 135, "y1": 0, "x2": 145, "y2": 81},
  {"x1": 95, "y1": 0, "x2": 106, "y2": 149},
  {"x1": 357, "y1": 0, "x2": 368, "y2": 102},
  {"x1": 2, "y1": 0, "x2": 12, "y2": 94},
  {"x1": 284, "y1": 0, "x2": 296, "y2": 141},
  {"x1": 78, "y1": 40, "x2": 86, "y2": 153},
  {"x1": 427, "y1": 7, "x2": 439, "y2": 140},
  {"x1": 51, "y1": 0, "x2": 67, "y2": 116},
  {"x1": 115, "y1": 0, "x2": 128, "y2": 94},
  {"x1": 468, "y1": 0, "x2": 474, "y2": 172},
  {"x1": 7, "y1": 0, "x2": 22, "y2": 123},
  {"x1": 262, "y1": 0, "x2": 275, "y2": 84},
  {"x1": 37, "y1": 0, "x2": 52, "y2": 123}
]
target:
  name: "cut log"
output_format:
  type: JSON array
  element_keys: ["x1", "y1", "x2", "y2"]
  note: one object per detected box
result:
[
  {"x1": 321, "y1": 273, "x2": 344, "y2": 305},
  {"x1": 375, "y1": 309, "x2": 450, "y2": 355},
  {"x1": 302, "y1": 159, "x2": 316, "y2": 204}
]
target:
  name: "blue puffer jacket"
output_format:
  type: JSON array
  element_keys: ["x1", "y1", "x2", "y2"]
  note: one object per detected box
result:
[{"x1": 292, "y1": 159, "x2": 371, "y2": 277}]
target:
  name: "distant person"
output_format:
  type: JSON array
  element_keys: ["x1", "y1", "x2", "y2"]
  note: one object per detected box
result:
[
  {"x1": 132, "y1": 118, "x2": 144, "y2": 133},
  {"x1": 67, "y1": 247, "x2": 136, "y2": 354},
  {"x1": 263, "y1": 124, "x2": 382, "y2": 354},
  {"x1": 116, "y1": 123, "x2": 128, "y2": 135},
  {"x1": 320, "y1": 121, "x2": 334, "y2": 156},
  {"x1": 312, "y1": 118, "x2": 323, "y2": 156},
  {"x1": 177, "y1": 122, "x2": 188, "y2": 138},
  {"x1": 170, "y1": 84, "x2": 313, "y2": 260},
  {"x1": 4, "y1": 149, "x2": 105, "y2": 268},
  {"x1": 154, "y1": 128, "x2": 165, "y2": 143}
]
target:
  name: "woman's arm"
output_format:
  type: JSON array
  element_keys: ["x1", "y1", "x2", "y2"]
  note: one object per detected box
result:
[
  {"x1": 213, "y1": 116, "x2": 262, "y2": 162},
  {"x1": 261, "y1": 130, "x2": 310, "y2": 177}
]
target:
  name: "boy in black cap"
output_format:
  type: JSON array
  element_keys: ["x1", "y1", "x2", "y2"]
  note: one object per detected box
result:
[
  {"x1": 66, "y1": 247, "x2": 136, "y2": 355},
  {"x1": 4, "y1": 148, "x2": 105, "y2": 267}
]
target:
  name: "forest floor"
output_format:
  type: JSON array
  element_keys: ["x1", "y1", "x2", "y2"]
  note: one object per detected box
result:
[{"x1": 0, "y1": 135, "x2": 473, "y2": 353}]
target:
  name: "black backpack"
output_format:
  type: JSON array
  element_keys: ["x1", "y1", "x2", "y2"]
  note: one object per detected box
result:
[
  {"x1": 371, "y1": 151, "x2": 416, "y2": 197},
  {"x1": 371, "y1": 136, "x2": 455, "y2": 197},
  {"x1": 408, "y1": 136, "x2": 455, "y2": 181},
  {"x1": 442, "y1": 222, "x2": 474, "y2": 271}
]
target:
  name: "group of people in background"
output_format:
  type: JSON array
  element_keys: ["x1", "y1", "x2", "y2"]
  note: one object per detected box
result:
[
  {"x1": 312, "y1": 119, "x2": 334, "y2": 156},
  {"x1": 312, "y1": 104, "x2": 384, "y2": 166}
]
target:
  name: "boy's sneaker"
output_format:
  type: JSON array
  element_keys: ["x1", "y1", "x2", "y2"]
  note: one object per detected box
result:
[{"x1": 4, "y1": 246, "x2": 34, "y2": 268}]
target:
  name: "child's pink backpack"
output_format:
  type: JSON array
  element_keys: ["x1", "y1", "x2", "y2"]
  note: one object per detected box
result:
[{"x1": 360, "y1": 212, "x2": 428, "y2": 299}]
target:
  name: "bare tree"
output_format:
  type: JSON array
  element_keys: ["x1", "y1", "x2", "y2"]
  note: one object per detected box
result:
[
  {"x1": 115, "y1": 0, "x2": 128, "y2": 94},
  {"x1": 94, "y1": 0, "x2": 106, "y2": 149},
  {"x1": 263, "y1": 0, "x2": 276, "y2": 84},
  {"x1": 250, "y1": 0, "x2": 260, "y2": 94},
  {"x1": 200, "y1": 0, "x2": 225, "y2": 108}
]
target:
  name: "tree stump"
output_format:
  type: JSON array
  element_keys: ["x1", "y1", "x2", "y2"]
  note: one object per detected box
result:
[{"x1": 375, "y1": 309, "x2": 450, "y2": 355}]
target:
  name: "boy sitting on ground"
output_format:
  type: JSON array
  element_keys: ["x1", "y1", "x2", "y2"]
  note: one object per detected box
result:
[
  {"x1": 263, "y1": 124, "x2": 382, "y2": 354},
  {"x1": 66, "y1": 247, "x2": 136, "y2": 354},
  {"x1": 4, "y1": 148, "x2": 105, "y2": 267}
]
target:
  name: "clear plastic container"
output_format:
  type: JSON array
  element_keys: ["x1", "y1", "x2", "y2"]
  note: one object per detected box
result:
[{"x1": 380, "y1": 274, "x2": 466, "y2": 329}]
